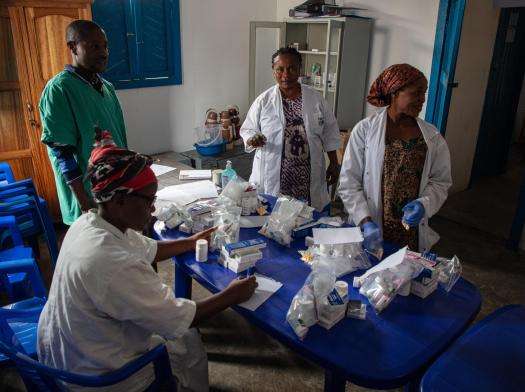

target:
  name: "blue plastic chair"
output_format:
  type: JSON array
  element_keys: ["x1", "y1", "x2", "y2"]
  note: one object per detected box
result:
[
  {"x1": 0, "y1": 216, "x2": 35, "y2": 301},
  {"x1": 0, "y1": 257, "x2": 47, "y2": 364},
  {"x1": 0, "y1": 179, "x2": 59, "y2": 268},
  {"x1": 0, "y1": 339, "x2": 176, "y2": 391},
  {"x1": 0, "y1": 162, "x2": 15, "y2": 185},
  {"x1": 420, "y1": 304, "x2": 525, "y2": 392}
]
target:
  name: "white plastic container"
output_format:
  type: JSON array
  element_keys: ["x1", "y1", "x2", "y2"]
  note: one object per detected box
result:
[{"x1": 196, "y1": 239, "x2": 208, "y2": 262}]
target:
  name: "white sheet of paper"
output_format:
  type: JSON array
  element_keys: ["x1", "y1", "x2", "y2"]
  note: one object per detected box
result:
[
  {"x1": 156, "y1": 180, "x2": 218, "y2": 205},
  {"x1": 179, "y1": 169, "x2": 212, "y2": 180},
  {"x1": 239, "y1": 215, "x2": 268, "y2": 228},
  {"x1": 238, "y1": 274, "x2": 283, "y2": 311},
  {"x1": 313, "y1": 227, "x2": 363, "y2": 245},
  {"x1": 357, "y1": 246, "x2": 408, "y2": 282},
  {"x1": 151, "y1": 164, "x2": 176, "y2": 177}
]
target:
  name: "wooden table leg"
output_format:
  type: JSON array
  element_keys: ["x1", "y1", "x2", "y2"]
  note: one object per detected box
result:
[
  {"x1": 174, "y1": 259, "x2": 192, "y2": 299},
  {"x1": 324, "y1": 370, "x2": 346, "y2": 392}
]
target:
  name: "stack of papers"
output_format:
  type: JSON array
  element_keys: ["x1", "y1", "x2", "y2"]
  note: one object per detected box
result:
[
  {"x1": 239, "y1": 274, "x2": 283, "y2": 311},
  {"x1": 156, "y1": 180, "x2": 218, "y2": 205},
  {"x1": 179, "y1": 170, "x2": 212, "y2": 180},
  {"x1": 151, "y1": 164, "x2": 176, "y2": 177}
]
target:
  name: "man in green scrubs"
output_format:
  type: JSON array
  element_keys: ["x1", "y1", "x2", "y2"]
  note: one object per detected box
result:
[{"x1": 40, "y1": 20, "x2": 127, "y2": 225}]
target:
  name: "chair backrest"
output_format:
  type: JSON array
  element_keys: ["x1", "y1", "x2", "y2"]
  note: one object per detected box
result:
[
  {"x1": 0, "y1": 338, "x2": 175, "y2": 392},
  {"x1": 0, "y1": 179, "x2": 60, "y2": 268},
  {"x1": 0, "y1": 162, "x2": 15, "y2": 185}
]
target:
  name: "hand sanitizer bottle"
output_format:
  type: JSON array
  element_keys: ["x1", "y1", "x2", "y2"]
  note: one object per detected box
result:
[{"x1": 221, "y1": 160, "x2": 237, "y2": 188}]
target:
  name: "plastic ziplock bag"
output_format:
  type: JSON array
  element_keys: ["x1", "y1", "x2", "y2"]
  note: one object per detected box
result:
[
  {"x1": 436, "y1": 255, "x2": 462, "y2": 292},
  {"x1": 155, "y1": 203, "x2": 192, "y2": 229},
  {"x1": 299, "y1": 242, "x2": 371, "y2": 278},
  {"x1": 359, "y1": 260, "x2": 424, "y2": 313},
  {"x1": 259, "y1": 195, "x2": 306, "y2": 246},
  {"x1": 210, "y1": 205, "x2": 242, "y2": 251},
  {"x1": 286, "y1": 258, "x2": 336, "y2": 339},
  {"x1": 220, "y1": 177, "x2": 249, "y2": 205}
]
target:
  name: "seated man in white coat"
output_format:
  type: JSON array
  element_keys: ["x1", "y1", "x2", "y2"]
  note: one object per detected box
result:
[
  {"x1": 338, "y1": 64, "x2": 452, "y2": 254},
  {"x1": 240, "y1": 47, "x2": 341, "y2": 211},
  {"x1": 37, "y1": 131, "x2": 257, "y2": 391}
]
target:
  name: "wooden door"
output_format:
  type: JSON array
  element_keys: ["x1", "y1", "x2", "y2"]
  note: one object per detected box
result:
[
  {"x1": 0, "y1": 6, "x2": 37, "y2": 189},
  {"x1": 3, "y1": 1, "x2": 92, "y2": 219}
]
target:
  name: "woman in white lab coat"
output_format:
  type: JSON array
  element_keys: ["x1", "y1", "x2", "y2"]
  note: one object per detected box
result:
[
  {"x1": 240, "y1": 47, "x2": 341, "y2": 211},
  {"x1": 338, "y1": 64, "x2": 452, "y2": 253}
]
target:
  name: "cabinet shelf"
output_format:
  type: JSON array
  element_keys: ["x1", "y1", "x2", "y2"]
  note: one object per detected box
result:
[{"x1": 298, "y1": 50, "x2": 338, "y2": 56}]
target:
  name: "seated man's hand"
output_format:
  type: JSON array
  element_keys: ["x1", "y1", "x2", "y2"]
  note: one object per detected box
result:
[
  {"x1": 224, "y1": 276, "x2": 258, "y2": 304},
  {"x1": 247, "y1": 133, "x2": 267, "y2": 148}
]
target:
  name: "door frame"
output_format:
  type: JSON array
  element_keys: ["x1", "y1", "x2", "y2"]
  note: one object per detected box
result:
[
  {"x1": 470, "y1": 7, "x2": 525, "y2": 181},
  {"x1": 425, "y1": 0, "x2": 466, "y2": 134},
  {"x1": 249, "y1": 21, "x2": 286, "y2": 104}
]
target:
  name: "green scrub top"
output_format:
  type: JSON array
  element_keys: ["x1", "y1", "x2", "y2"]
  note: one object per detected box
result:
[{"x1": 40, "y1": 71, "x2": 128, "y2": 225}]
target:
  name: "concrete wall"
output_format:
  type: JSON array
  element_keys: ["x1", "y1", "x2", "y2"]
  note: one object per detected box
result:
[
  {"x1": 116, "y1": 0, "x2": 277, "y2": 154},
  {"x1": 444, "y1": 1, "x2": 500, "y2": 193},
  {"x1": 277, "y1": 0, "x2": 439, "y2": 117}
]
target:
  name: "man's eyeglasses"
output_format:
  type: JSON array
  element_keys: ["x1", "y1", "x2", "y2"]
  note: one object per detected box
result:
[{"x1": 129, "y1": 193, "x2": 157, "y2": 206}]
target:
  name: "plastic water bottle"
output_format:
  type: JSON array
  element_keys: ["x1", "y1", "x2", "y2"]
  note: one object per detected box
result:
[{"x1": 221, "y1": 160, "x2": 237, "y2": 188}]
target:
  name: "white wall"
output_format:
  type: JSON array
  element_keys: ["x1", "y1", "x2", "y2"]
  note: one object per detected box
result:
[
  {"x1": 277, "y1": 0, "x2": 439, "y2": 117},
  {"x1": 444, "y1": 1, "x2": 500, "y2": 193},
  {"x1": 117, "y1": 0, "x2": 277, "y2": 154}
]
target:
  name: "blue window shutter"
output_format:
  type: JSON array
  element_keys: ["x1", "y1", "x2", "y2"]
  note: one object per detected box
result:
[
  {"x1": 135, "y1": 0, "x2": 182, "y2": 83},
  {"x1": 92, "y1": 0, "x2": 182, "y2": 89},
  {"x1": 92, "y1": 0, "x2": 137, "y2": 83}
]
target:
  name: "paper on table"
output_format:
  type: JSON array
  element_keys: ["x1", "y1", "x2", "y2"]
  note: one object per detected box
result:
[
  {"x1": 357, "y1": 246, "x2": 408, "y2": 282},
  {"x1": 239, "y1": 215, "x2": 268, "y2": 228},
  {"x1": 156, "y1": 180, "x2": 218, "y2": 205},
  {"x1": 179, "y1": 169, "x2": 212, "y2": 180},
  {"x1": 313, "y1": 227, "x2": 363, "y2": 245},
  {"x1": 151, "y1": 164, "x2": 176, "y2": 177},
  {"x1": 238, "y1": 274, "x2": 283, "y2": 311}
]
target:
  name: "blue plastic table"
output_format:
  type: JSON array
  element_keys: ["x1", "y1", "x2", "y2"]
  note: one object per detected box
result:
[
  {"x1": 155, "y1": 200, "x2": 481, "y2": 391},
  {"x1": 421, "y1": 304, "x2": 525, "y2": 392}
]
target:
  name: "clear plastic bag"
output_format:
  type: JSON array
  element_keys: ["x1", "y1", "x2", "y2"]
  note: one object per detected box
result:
[
  {"x1": 259, "y1": 196, "x2": 306, "y2": 246},
  {"x1": 155, "y1": 203, "x2": 192, "y2": 229},
  {"x1": 286, "y1": 258, "x2": 337, "y2": 339},
  {"x1": 359, "y1": 260, "x2": 424, "y2": 313},
  {"x1": 210, "y1": 205, "x2": 241, "y2": 251},
  {"x1": 299, "y1": 242, "x2": 371, "y2": 278},
  {"x1": 436, "y1": 255, "x2": 462, "y2": 292},
  {"x1": 220, "y1": 177, "x2": 248, "y2": 205}
]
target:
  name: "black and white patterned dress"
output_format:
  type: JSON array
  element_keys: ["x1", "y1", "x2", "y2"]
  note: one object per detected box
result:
[{"x1": 279, "y1": 95, "x2": 311, "y2": 203}]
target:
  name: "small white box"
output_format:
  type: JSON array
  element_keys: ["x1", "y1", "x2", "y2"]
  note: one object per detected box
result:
[
  {"x1": 305, "y1": 236, "x2": 314, "y2": 247},
  {"x1": 227, "y1": 258, "x2": 257, "y2": 273},
  {"x1": 411, "y1": 279, "x2": 438, "y2": 298},
  {"x1": 318, "y1": 307, "x2": 346, "y2": 329},
  {"x1": 179, "y1": 222, "x2": 192, "y2": 234}
]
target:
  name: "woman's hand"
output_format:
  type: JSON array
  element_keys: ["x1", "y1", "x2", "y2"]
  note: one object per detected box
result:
[
  {"x1": 223, "y1": 276, "x2": 258, "y2": 304},
  {"x1": 326, "y1": 161, "x2": 341, "y2": 186},
  {"x1": 247, "y1": 133, "x2": 267, "y2": 148},
  {"x1": 402, "y1": 200, "x2": 425, "y2": 227},
  {"x1": 189, "y1": 226, "x2": 216, "y2": 245}
]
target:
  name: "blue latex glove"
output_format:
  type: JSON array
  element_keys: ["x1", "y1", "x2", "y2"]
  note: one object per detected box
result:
[
  {"x1": 361, "y1": 221, "x2": 383, "y2": 258},
  {"x1": 402, "y1": 200, "x2": 425, "y2": 227}
]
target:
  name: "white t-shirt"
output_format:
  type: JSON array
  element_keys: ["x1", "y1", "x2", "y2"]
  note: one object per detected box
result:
[{"x1": 37, "y1": 211, "x2": 196, "y2": 391}]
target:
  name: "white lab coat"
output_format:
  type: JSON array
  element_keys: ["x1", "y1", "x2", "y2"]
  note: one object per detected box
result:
[
  {"x1": 240, "y1": 84, "x2": 341, "y2": 211},
  {"x1": 37, "y1": 212, "x2": 208, "y2": 392},
  {"x1": 338, "y1": 107, "x2": 452, "y2": 252}
]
